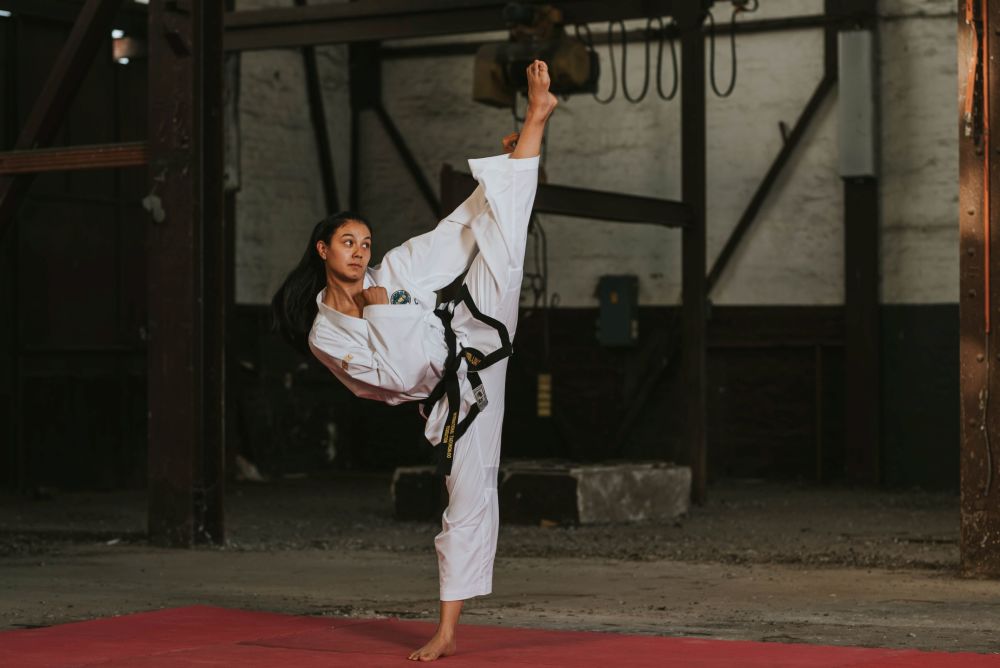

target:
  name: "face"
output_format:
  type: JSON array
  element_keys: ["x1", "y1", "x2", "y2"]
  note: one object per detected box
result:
[{"x1": 316, "y1": 220, "x2": 372, "y2": 282}]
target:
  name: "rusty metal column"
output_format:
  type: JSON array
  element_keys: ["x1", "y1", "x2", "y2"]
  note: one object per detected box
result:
[
  {"x1": 146, "y1": 0, "x2": 226, "y2": 546},
  {"x1": 960, "y1": 0, "x2": 1000, "y2": 576},
  {"x1": 677, "y1": 2, "x2": 709, "y2": 504}
]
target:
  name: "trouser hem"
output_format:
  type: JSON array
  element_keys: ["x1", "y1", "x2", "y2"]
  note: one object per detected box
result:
[{"x1": 439, "y1": 584, "x2": 492, "y2": 602}]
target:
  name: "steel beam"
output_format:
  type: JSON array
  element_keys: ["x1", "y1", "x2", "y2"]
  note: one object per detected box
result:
[
  {"x1": 707, "y1": 75, "x2": 836, "y2": 294},
  {"x1": 827, "y1": 0, "x2": 881, "y2": 485},
  {"x1": 0, "y1": 0, "x2": 123, "y2": 242},
  {"x1": 0, "y1": 0, "x2": 146, "y2": 34},
  {"x1": 843, "y1": 175, "x2": 880, "y2": 479},
  {"x1": 295, "y1": 0, "x2": 339, "y2": 214},
  {"x1": 380, "y1": 13, "x2": 838, "y2": 60},
  {"x1": 1, "y1": 0, "x2": 14, "y2": 492},
  {"x1": 348, "y1": 42, "x2": 378, "y2": 211},
  {"x1": 442, "y1": 167, "x2": 690, "y2": 227},
  {"x1": 0, "y1": 141, "x2": 147, "y2": 174},
  {"x1": 146, "y1": 0, "x2": 225, "y2": 546},
  {"x1": 224, "y1": 0, "x2": 677, "y2": 52},
  {"x1": 677, "y1": 1, "x2": 709, "y2": 504},
  {"x1": 374, "y1": 104, "x2": 441, "y2": 217},
  {"x1": 350, "y1": 40, "x2": 442, "y2": 218},
  {"x1": 615, "y1": 1, "x2": 707, "y2": 488},
  {"x1": 959, "y1": 0, "x2": 1000, "y2": 577}
]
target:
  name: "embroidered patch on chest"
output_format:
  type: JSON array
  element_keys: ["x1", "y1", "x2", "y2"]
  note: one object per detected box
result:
[{"x1": 390, "y1": 289, "x2": 412, "y2": 305}]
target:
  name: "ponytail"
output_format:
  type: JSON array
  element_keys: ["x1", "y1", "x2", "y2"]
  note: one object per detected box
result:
[{"x1": 271, "y1": 211, "x2": 371, "y2": 354}]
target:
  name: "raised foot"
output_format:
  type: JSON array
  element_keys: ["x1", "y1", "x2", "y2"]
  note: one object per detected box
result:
[
  {"x1": 526, "y1": 59, "x2": 558, "y2": 119},
  {"x1": 407, "y1": 631, "x2": 457, "y2": 662}
]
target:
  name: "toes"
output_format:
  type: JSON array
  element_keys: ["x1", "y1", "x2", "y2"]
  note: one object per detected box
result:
[{"x1": 526, "y1": 60, "x2": 549, "y2": 86}]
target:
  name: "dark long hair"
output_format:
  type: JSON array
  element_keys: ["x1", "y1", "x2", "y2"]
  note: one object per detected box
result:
[{"x1": 271, "y1": 211, "x2": 372, "y2": 354}]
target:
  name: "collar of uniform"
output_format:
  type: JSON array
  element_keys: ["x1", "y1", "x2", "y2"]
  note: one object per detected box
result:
[{"x1": 315, "y1": 286, "x2": 369, "y2": 337}]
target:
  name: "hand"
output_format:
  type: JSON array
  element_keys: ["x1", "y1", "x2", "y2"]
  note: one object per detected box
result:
[
  {"x1": 355, "y1": 286, "x2": 389, "y2": 309},
  {"x1": 502, "y1": 132, "x2": 520, "y2": 154}
]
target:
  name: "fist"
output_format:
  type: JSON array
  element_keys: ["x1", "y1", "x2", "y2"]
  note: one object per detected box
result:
[
  {"x1": 357, "y1": 286, "x2": 388, "y2": 308},
  {"x1": 502, "y1": 132, "x2": 519, "y2": 154}
]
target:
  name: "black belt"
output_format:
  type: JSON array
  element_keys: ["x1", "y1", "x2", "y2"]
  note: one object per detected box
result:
[{"x1": 423, "y1": 284, "x2": 513, "y2": 476}]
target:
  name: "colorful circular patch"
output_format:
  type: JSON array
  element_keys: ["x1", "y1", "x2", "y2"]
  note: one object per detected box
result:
[{"x1": 390, "y1": 289, "x2": 412, "y2": 305}]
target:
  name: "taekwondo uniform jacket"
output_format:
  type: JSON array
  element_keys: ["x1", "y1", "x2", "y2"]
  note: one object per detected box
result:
[{"x1": 308, "y1": 153, "x2": 538, "y2": 448}]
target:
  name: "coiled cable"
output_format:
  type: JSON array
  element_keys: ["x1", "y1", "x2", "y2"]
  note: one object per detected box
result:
[{"x1": 707, "y1": 0, "x2": 758, "y2": 98}]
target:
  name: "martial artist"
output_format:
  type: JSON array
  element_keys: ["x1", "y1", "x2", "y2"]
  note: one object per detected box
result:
[{"x1": 272, "y1": 60, "x2": 558, "y2": 661}]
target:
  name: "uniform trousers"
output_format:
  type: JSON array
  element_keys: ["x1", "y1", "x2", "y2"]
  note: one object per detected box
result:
[{"x1": 433, "y1": 158, "x2": 534, "y2": 601}]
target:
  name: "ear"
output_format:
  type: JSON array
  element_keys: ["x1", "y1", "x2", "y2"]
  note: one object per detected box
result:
[{"x1": 315, "y1": 239, "x2": 328, "y2": 260}]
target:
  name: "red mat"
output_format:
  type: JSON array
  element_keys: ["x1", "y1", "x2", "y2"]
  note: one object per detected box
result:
[{"x1": 1, "y1": 605, "x2": 996, "y2": 667}]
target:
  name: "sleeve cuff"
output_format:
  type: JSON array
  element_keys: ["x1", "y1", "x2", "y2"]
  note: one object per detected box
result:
[{"x1": 467, "y1": 153, "x2": 539, "y2": 179}]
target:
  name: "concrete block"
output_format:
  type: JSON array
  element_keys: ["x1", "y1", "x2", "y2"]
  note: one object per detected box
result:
[
  {"x1": 572, "y1": 463, "x2": 691, "y2": 524},
  {"x1": 500, "y1": 461, "x2": 691, "y2": 525},
  {"x1": 391, "y1": 461, "x2": 691, "y2": 525}
]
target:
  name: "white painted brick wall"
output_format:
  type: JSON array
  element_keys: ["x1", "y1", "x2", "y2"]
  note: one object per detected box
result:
[
  {"x1": 233, "y1": 0, "x2": 957, "y2": 306},
  {"x1": 880, "y1": 11, "x2": 957, "y2": 303}
]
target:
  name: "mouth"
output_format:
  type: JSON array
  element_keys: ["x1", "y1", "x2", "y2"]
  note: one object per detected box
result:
[{"x1": 348, "y1": 263, "x2": 362, "y2": 269}]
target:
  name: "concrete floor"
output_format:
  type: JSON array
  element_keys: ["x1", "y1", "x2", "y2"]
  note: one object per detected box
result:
[{"x1": 1, "y1": 476, "x2": 998, "y2": 655}]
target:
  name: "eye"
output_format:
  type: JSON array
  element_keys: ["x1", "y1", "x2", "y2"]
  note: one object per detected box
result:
[
  {"x1": 362, "y1": 242, "x2": 370, "y2": 250},
  {"x1": 344, "y1": 239, "x2": 353, "y2": 247}
]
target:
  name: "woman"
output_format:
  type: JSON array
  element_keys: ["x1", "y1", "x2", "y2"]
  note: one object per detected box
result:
[{"x1": 273, "y1": 60, "x2": 557, "y2": 661}]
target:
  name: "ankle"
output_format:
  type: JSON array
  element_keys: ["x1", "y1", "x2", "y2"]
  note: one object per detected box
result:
[
  {"x1": 523, "y1": 109, "x2": 550, "y2": 126},
  {"x1": 434, "y1": 626, "x2": 456, "y2": 641},
  {"x1": 527, "y1": 98, "x2": 556, "y2": 119}
]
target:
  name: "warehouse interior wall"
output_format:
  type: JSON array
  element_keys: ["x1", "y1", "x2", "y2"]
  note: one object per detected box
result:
[
  {"x1": 1, "y1": 10, "x2": 148, "y2": 491},
  {"x1": 0, "y1": 0, "x2": 960, "y2": 490}
]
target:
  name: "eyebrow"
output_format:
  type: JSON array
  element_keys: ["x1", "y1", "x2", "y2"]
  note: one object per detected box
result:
[{"x1": 339, "y1": 232, "x2": 372, "y2": 240}]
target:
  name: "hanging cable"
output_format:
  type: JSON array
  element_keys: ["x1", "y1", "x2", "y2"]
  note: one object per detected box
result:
[
  {"x1": 649, "y1": 16, "x2": 679, "y2": 101},
  {"x1": 619, "y1": 20, "x2": 651, "y2": 103},
  {"x1": 576, "y1": 22, "x2": 617, "y2": 104},
  {"x1": 577, "y1": 18, "x2": 680, "y2": 105},
  {"x1": 707, "y1": 0, "x2": 758, "y2": 98}
]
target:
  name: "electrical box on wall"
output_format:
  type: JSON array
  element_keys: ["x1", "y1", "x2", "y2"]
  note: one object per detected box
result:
[{"x1": 596, "y1": 275, "x2": 638, "y2": 347}]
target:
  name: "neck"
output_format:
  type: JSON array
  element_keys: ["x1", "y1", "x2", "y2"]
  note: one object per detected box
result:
[{"x1": 323, "y1": 269, "x2": 364, "y2": 315}]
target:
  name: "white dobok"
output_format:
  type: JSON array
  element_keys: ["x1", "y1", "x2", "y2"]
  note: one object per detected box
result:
[{"x1": 309, "y1": 153, "x2": 539, "y2": 601}]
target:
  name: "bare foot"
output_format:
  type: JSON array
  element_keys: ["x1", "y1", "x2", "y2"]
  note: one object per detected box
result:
[
  {"x1": 526, "y1": 60, "x2": 558, "y2": 120},
  {"x1": 407, "y1": 630, "x2": 456, "y2": 662}
]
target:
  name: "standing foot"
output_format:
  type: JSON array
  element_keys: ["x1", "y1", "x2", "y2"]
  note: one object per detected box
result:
[{"x1": 407, "y1": 630, "x2": 456, "y2": 661}]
